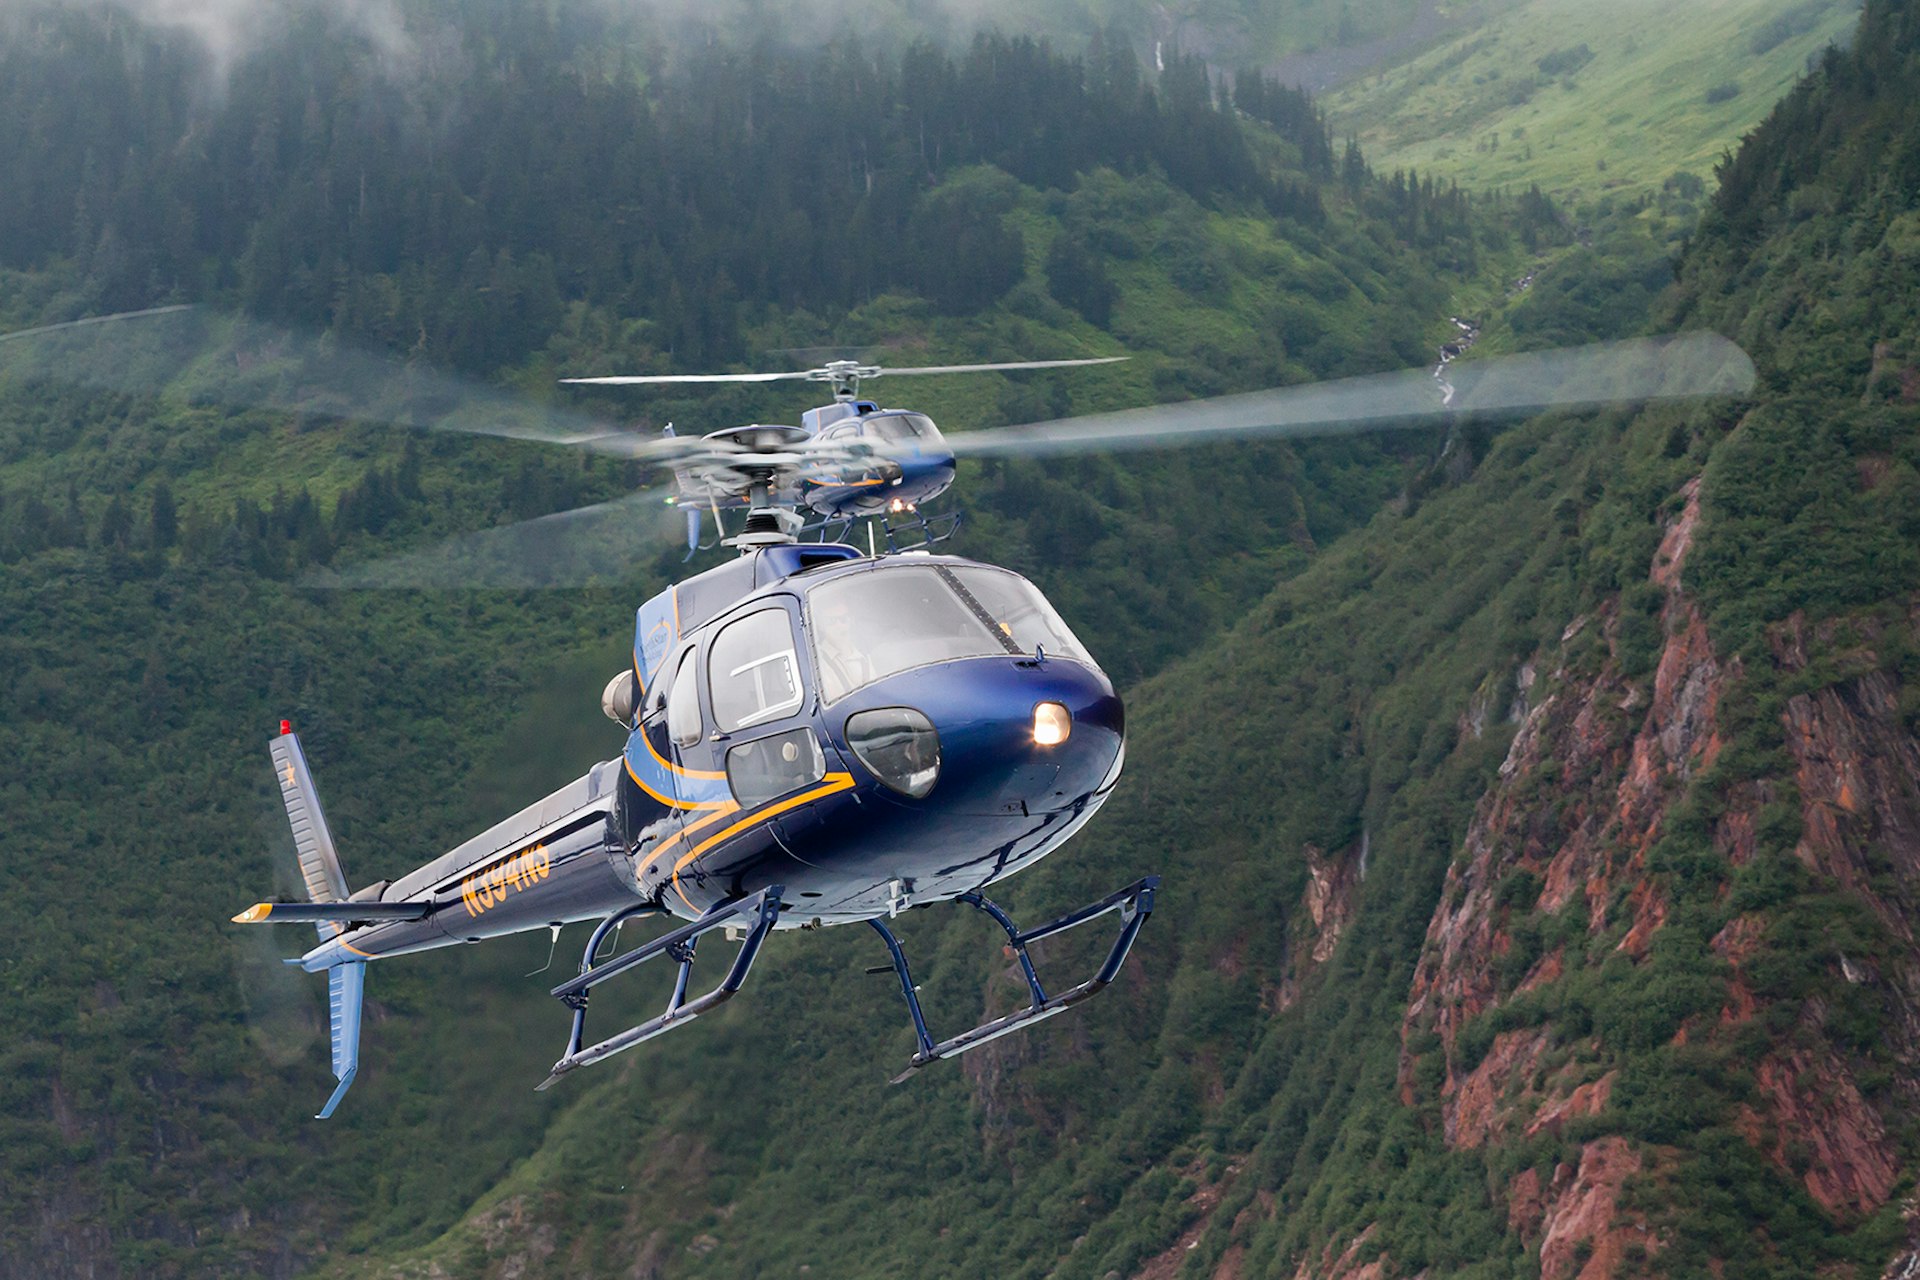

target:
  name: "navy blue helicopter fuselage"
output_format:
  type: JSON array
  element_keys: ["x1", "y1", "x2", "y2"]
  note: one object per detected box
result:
[
  {"x1": 618, "y1": 545, "x2": 1125, "y2": 925},
  {"x1": 296, "y1": 543, "x2": 1123, "y2": 969}
]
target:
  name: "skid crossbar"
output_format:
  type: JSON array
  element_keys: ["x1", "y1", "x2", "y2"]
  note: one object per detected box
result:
[
  {"x1": 537, "y1": 888, "x2": 784, "y2": 1090},
  {"x1": 873, "y1": 875, "x2": 1158, "y2": 1082}
]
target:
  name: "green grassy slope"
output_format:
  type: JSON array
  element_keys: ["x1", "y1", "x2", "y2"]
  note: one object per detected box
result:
[{"x1": 1324, "y1": 0, "x2": 1862, "y2": 198}]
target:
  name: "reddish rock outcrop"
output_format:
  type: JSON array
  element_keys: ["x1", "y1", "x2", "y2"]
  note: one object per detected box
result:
[
  {"x1": 1535, "y1": 1138, "x2": 1656, "y2": 1280},
  {"x1": 1289, "y1": 1226, "x2": 1393, "y2": 1280},
  {"x1": 1526, "y1": 1070, "x2": 1616, "y2": 1139},
  {"x1": 1740, "y1": 1043, "x2": 1900, "y2": 1216},
  {"x1": 1381, "y1": 474, "x2": 1920, "y2": 1271},
  {"x1": 1449, "y1": 1028, "x2": 1549, "y2": 1149},
  {"x1": 1780, "y1": 661, "x2": 1920, "y2": 931},
  {"x1": 1274, "y1": 836, "x2": 1366, "y2": 1012},
  {"x1": 1400, "y1": 481, "x2": 1726, "y2": 1142}
]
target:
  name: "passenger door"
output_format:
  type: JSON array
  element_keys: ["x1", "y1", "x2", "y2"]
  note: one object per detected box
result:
[{"x1": 705, "y1": 598, "x2": 831, "y2": 812}]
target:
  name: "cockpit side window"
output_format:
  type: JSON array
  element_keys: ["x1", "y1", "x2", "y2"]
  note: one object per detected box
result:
[
  {"x1": 642, "y1": 656, "x2": 670, "y2": 721},
  {"x1": 709, "y1": 608, "x2": 805, "y2": 732},
  {"x1": 666, "y1": 647, "x2": 701, "y2": 747}
]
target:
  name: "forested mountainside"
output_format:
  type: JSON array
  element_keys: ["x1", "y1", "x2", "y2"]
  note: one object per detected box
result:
[
  {"x1": 0, "y1": 6, "x2": 1557, "y2": 1276},
  {"x1": 2, "y1": 2, "x2": 1915, "y2": 1278},
  {"x1": 330, "y1": 5, "x2": 1920, "y2": 1274},
  {"x1": 0, "y1": 2, "x2": 1338, "y2": 371},
  {"x1": 319, "y1": 5, "x2": 1920, "y2": 1277}
]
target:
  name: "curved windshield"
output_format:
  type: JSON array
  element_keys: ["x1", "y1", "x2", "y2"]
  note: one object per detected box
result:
[
  {"x1": 807, "y1": 565, "x2": 1091, "y2": 703},
  {"x1": 867, "y1": 413, "x2": 937, "y2": 446}
]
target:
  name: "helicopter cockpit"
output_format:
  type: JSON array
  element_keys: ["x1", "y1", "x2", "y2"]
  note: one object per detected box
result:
[
  {"x1": 805, "y1": 562, "x2": 1091, "y2": 703},
  {"x1": 615, "y1": 552, "x2": 1114, "y2": 834},
  {"x1": 806, "y1": 404, "x2": 943, "y2": 447}
]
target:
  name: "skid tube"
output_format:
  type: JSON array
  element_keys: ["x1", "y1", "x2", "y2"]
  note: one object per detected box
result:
[
  {"x1": 871, "y1": 875, "x2": 1158, "y2": 1083},
  {"x1": 537, "y1": 887, "x2": 784, "y2": 1091}
]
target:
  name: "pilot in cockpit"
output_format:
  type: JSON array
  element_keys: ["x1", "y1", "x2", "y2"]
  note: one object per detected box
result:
[{"x1": 809, "y1": 588, "x2": 869, "y2": 702}]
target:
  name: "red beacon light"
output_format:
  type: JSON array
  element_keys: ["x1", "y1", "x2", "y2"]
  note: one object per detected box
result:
[{"x1": 280, "y1": 719, "x2": 292, "y2": 735}]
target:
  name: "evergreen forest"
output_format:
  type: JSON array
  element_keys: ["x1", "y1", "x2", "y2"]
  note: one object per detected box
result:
[{"x1": 1, "y1": 1, "x2": 1917, "y2": 1278}]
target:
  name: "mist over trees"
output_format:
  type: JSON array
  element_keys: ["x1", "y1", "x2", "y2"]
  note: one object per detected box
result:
[{"x1": 0, "y1": 5, "x2": 1365, "y2": 371}]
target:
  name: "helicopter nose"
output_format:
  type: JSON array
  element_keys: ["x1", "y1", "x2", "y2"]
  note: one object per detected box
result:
[{"x1": 839, "y1": 656, "x2": 1122, "y2": 817}]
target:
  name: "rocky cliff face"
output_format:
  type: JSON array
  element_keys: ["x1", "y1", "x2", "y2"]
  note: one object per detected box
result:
[{"x1": 1385, "y1": 475, "x2": 1920, "y2": 1275}]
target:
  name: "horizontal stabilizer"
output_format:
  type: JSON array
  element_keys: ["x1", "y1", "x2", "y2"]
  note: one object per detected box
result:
[{"x1": 233, "y1": 900, "x2": 430, "y2": 925}]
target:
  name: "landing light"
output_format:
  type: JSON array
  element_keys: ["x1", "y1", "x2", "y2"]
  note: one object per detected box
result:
[{"x1": 1033, "y1": 702, "x2": 1071, "y2": 746}]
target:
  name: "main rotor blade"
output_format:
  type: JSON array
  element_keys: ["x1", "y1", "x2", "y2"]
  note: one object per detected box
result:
[
  {"x1": 0, "y1": 305, "x2": 680, "y2": 457},
  {"x1": 874, "y1": 356, "x2": 1130, "y2": 377},
  {"x1": 562, "y1": 370, "x2": 817, "y2": 386},
  {"x1": 943, "y1": 333, "x2": 1754, "y2": 458},
  {"x1": 306, "y1": 488, "x2": 677, "y2": 589},
  {"x1": 562, "y1": 355, "x2": 1129, "y2": 386},
  {"x1": 0, "y1": 303, "x2": 197, "y2": 345}
]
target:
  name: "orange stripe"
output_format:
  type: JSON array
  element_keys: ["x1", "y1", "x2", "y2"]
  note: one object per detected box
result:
[
  {"x1": 641, "y1": 721, "x2": 727, "y2": 780},
  {"x1": 623, "y1": 755, "x2": 732, "y2": 810},
  {"x1": 669, "y1": 773, "x2": 855, "y2": 909},
  {"x1": 634, "y1": 803, "x2": 740, "y2": 880},
  {"x1": 340, "y1": 939, "x2": 375, "y2": 959}
]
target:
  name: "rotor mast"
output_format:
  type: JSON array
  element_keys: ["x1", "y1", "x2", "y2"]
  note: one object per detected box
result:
[{"x1": 810, "y1": 360, "x2": 881, "y2": 402}]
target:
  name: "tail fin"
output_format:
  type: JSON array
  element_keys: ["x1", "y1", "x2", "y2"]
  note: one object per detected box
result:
[
  {"x1": 319, "y1": 962, "x2": 364, "y2": 1119},
  {"x1": 269, "y1": 722, "x2": 365, "y2": 1119},
  {"x1": 269, "y1": 724, "x2": 350, "y2": 939}
]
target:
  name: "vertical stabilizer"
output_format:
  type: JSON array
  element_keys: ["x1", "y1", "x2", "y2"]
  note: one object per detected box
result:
[
  {"x1": 318, "y1": 962, "x2": 364, "y2": 1119},
  {"x1": 269, "y1": 727, "x2": 349, "y2": 938},
  {"x1": 270, "y1": 723, "x2": 365, "y2": 1118}
]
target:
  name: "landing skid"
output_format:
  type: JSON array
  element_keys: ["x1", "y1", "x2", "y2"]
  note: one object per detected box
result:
[
  {"x1": 537, "y1": 887, "x2": 784, "y2": 1090},
  {"x1": 871, "y1": 875, "x2": 1159, "y2": 1083},
  {"x1": 534, "y1": 876, "x2": 1157, "y2": 1090}
]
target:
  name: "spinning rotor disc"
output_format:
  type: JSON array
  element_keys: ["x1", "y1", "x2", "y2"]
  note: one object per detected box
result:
[{"x1": 0, "y1": 305, "x2": 1756, "y2": 588}]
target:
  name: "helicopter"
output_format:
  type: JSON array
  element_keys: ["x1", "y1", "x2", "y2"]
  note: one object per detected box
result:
[
  {"x1": 0, "y1": 307, "x2": 1754, "y2": 1118},
  {"x1": 244, "y1": 353, "x2": 1157, "y2": 1119}
]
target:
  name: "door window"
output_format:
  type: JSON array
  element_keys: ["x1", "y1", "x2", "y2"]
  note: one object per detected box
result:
[
  {"x1": 726, "y1": 727, "x2": 826, "y2": 808},
  {"x1": 709, "y1": 608, "x2": 805, "y2": 732},
  {"x1": 666, "y1": 647, "x2": 702, "y2": 747}
]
